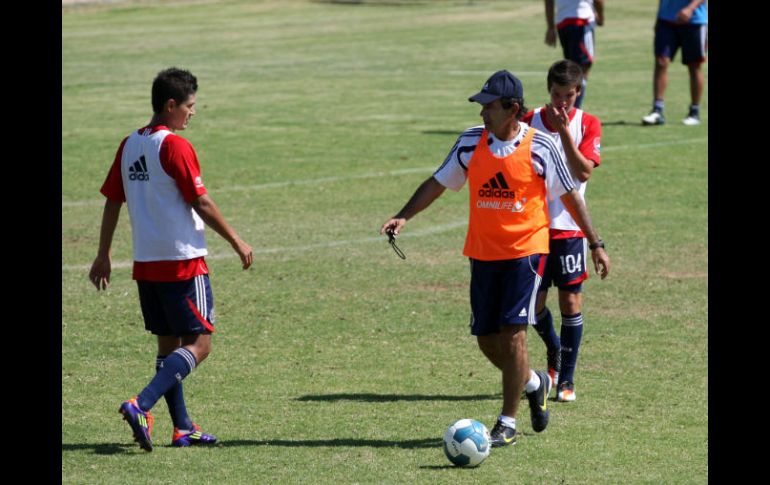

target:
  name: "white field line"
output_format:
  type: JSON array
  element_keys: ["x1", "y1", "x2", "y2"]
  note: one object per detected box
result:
[
  {"x1": 62, "y1": 137, "x2": 706, "y2": 208},
  {"x1": 447, "y1": 70, "x2": 547, "y2": 77},
  {"x1": 62, "y1": 220, "x2": 468, "y2": 272},
  {"x1": 63, "y1": 137, "x2": 706, "y2": 271},
  {"x1": 601, "y1": 137, "x2": 706, "y2": 152},
  {"x1": 225, "y1": 166, "x2": 434, "y2": 192},
  {"x1": 61, "y1": 167, "x2": 435, "y2": 208}
]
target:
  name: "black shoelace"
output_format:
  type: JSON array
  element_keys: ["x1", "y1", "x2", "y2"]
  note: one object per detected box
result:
[{"x1": 386, "y1": 231, "x2": 406, "y2": 259}]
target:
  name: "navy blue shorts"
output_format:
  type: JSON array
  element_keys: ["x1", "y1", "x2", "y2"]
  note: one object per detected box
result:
[
  {"x1": 654, "y1": 20, "x2": 707, "y2": 65},
  {"x1": 558, "y1": 23, "x2": 595, "y2": 66},
  {"x1": 539, "y1": 237, "x2": 588, "y2": 292},
  {"x1": 137, "y1": 274, "x2": 216, "y2": 336},
  {"x1": 469, "y1": 254, "x2": 546, "y2": 336}
]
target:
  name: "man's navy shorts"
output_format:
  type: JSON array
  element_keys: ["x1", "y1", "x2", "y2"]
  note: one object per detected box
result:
[
  {"x1": 539, "y1": 237, "x2": 588, "y2": 293},
  {"x1": 654, "y1": 20, "x2": 707, "y2": 65},
  {"x1": 469, "y1": 254, "x2": 546, "y2": 336},
  {"x1": 558, "y1": 23, "x2": 595, "y2": 66},
  {"x1": 137, "y1": 274, "x2": 216, "y2": 336}
]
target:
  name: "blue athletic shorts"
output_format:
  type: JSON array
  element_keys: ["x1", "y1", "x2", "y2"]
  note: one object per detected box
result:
[
  {"x1": 654, "y1": 20, "x2": 707, "y2": 65},
  {"x1": 558, "y1": 23, "x2": 595, "y2": 66},
  {"x1": 469, "y1": 254, "x2": 546, "y2": 336},
  {"x1": 539, "y1": 237, "x2": 588, "y2": 292},
  {"x1": 137, "y1": 274, "x2": 216, "y2": 336}
]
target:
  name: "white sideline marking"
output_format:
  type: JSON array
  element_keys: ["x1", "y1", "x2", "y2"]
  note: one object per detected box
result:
[
  {"x1": 602, "y1": 137, "x2": 706, "y2": 152},
  {"x1": 61, "y1": 137, "x2": 706, "y2": 208},
  {"x1": 226, "y1": 166, "x2": 434, "y2": 192},
  {"x1": 448, "y1": 70, "x2": 546, "y2": 77},
  {"x1": 62, "y1": 220, "x2": 468, "y2": 272},
  {"x1": 61, "y1": 166, "x2": 435, "y2": 207}
]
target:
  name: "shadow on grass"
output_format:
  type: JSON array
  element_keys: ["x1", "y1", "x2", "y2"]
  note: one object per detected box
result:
[
  {"x1": 61, "y1": 443, "x2": 139, "y2": 455},
  {"x1": 422, "y1": 130, "x2": 461, "y2": 136},
  {"x1": 296, "y1": 393, "x2": 499, "y2": 402},
  {"x1": 424, "y1": 121, "x2": 649, "y2": 137},
  {"x1": 422, "y1": 122, "x2": 642, "y2": 135},
  {"x1": 602, "y1": 120, "x2": 642, "y2": 127},
  {"x1": 65, "y1": 435, "x2": 549, "y2": 451},
  {"x1": 312, "y1": 0, "x2": 433, "y2": 6},
  {"x1": 63, "y1": 438, "x2": 440, "y2": 452},
  {"x1": 218, "y1": 438, "x2": 439, "y2": 449}
]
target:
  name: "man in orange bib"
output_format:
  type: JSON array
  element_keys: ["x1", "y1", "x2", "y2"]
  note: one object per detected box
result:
[{"x1": 380, "y1": 70, "x2": 610, "y2": 448}]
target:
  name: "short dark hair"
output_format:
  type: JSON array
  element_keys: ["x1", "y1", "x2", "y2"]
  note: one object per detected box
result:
[
  {"x1": 501, "y1": 97, "x2": 527, "y2": 119},
  {"x1": 546, "y1": 59, "x2": 584, "y2": 91},
  {"x1": 151, "y1": 67, "x2": 198, "y2": 113}
]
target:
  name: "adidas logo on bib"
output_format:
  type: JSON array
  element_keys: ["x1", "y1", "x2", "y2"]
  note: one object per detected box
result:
[{"x1": 129, "y1": 155, "x2": 150, "y2": 181}]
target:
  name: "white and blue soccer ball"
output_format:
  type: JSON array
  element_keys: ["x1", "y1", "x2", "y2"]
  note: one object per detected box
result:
[{"x1": 442, "y1": 418, "x2": 491, "y2": 467}]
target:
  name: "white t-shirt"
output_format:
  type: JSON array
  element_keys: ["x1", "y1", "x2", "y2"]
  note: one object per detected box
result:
[
  {"x1": 433, "y1": 123, "x2": 576, "y2": 201},
  {"x1": 556, "y1": 0, "x2": 597, "y2": 24}
]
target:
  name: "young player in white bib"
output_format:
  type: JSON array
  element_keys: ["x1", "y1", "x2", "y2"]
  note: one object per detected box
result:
[
  {"x1": 544, "y1": 0, "x2": 605, "y2": 108},
  {"x1": 521, "y1": 60, "x2": 604, "y2": 402},
  {"x1": 89, "y1": 68, "x2": 253, "y2": 451}
]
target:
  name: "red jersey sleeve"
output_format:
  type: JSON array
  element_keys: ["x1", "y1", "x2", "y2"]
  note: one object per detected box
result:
[
  {"x1": 100, "y1": 137, "x2": 128, "y2": 202},
  {"x1": 159, "y1": 134, "x2": 208, "y2": 203},
  {"x1": 579, "y1": 114, "x2": 602, "y2": 166}
]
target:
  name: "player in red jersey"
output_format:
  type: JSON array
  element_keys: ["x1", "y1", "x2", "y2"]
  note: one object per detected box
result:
[
  {"x1": 521, "y1": 59, "x2": 603, "y2": 402},
  {"x1": 544, "y1": 0, "x2": 605, "y2": 108},
  {"x1": 89, "y1": 67, "x2": 253, "y2": 451}
]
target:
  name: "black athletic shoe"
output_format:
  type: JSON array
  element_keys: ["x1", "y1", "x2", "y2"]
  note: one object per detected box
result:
[
  {"x1": 526, "y1": 370, "x2": 551, "y2": 432},
  {"x1": 488, "y1": 419, "x2": 517, "y2": 447}
]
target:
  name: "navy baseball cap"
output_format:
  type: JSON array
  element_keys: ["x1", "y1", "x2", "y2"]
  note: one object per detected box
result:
[{"x1": 468, "y1": 70, "x2": 524, "y2": 104}]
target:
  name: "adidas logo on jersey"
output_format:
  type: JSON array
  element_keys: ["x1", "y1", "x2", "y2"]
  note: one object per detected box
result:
[
  {"x1": 129, "y1": 155, "x2": 150, "y2": 181},
  {"x1": 478, "y1": 172, "x2": 516, "y2": 198}
]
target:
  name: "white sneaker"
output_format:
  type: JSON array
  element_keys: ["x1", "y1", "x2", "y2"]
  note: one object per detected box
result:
[
  {"x1": 682, "y1": 115, "x2": 701, "y2": 126},
  {"x1": 557, "y1": 381, "x2": 577, "y2": 402},
  {"x1": 641, "y1": 111, "x2": 665, "y2": 125}
]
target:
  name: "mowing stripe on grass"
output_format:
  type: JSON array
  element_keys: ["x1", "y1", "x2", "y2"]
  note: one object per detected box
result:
[
  {"x1": 62, "y1": 137, "x2": 705, "y2": 208},
  {"x1": 61, "y1": 167, "x2": 435, "y2": 208},
  {"x1": 62, "y1": 220, "x2": 468, "y2": 272},
  {"x1": 602, "y1": 137, "x2": 706, "y2": 152}
]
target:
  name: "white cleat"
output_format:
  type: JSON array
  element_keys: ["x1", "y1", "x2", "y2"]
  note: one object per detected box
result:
[
  {"x1": 557, "y1": 381, "x2": 577, "y2": 402},
  {"x1": 641, "y1": 111, "x2": 665, "y2": 125},
  {"x1": 682, "y1": 115, "x2": 701, "y2": 126}
]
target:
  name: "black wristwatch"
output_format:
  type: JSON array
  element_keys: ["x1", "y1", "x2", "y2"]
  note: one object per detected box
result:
[{"x1": 589, "y1": 239, "x2": 605, "y2": 250}]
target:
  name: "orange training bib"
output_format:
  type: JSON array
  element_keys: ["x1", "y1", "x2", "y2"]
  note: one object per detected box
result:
[{"x1": 462, "y1": 128, "x2": 550, "y2": 261}]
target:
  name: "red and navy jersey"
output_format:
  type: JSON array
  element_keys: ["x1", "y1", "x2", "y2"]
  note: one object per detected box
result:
[
  {"x1": 555, "y1": 0, "x2": 598, "y2": 28},
  {"x1": 100, "y1": 125, "x2": 209, "y2": 282},
  {"x1": 101, "y1": 125, "x2": 207, "y2": 204},
  {"x1": 521, "y1": 107, "x2": 602, "y2": 237},
  {"x1": 520, "y1": 108, "x2": 601, "y2": 167}
]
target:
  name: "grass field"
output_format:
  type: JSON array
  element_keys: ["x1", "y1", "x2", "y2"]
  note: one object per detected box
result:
[{"x1": 62, "y1": 0, "x2": 708, "y2": 483}]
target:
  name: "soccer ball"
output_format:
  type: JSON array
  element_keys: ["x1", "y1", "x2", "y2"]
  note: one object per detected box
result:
[{"x1": 442, "y1": 418, "x2": 491, "y2": 467}]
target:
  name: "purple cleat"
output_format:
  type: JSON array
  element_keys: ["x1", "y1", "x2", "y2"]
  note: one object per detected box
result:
[
  {"x1": 172, "y1": 423, "x2": 218, "y2": 447},
  {"x1": 119, "y1": 397, "x2": 154, "y2": 452}
]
